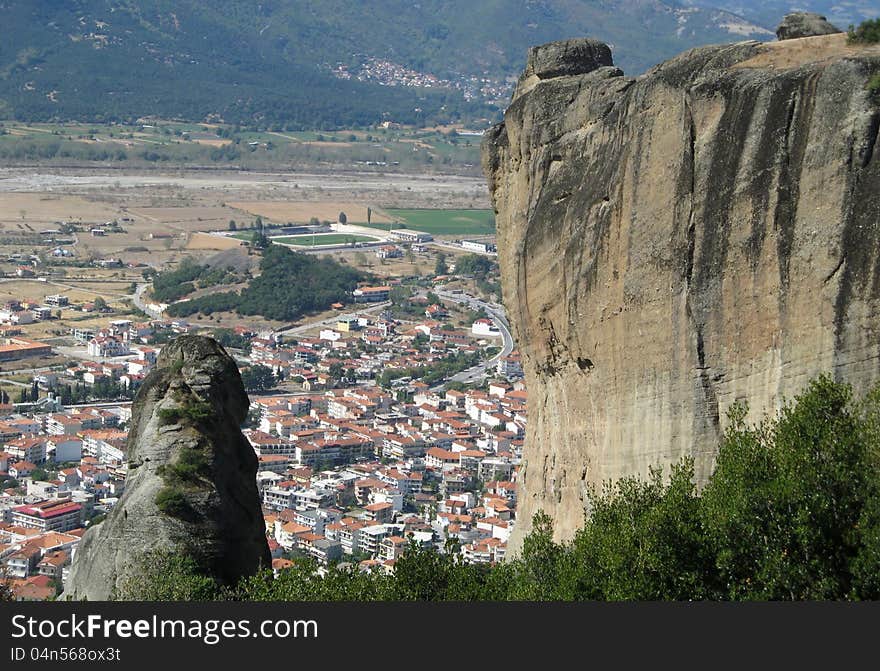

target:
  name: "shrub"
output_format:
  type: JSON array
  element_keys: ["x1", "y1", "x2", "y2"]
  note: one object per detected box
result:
[
  {"x1": 157, "y1": 398, "x2": 213, "y2": 426},
  {"x1": 848, "y1": 19, "x2": 880, "y2": 44},
  {"x1": 154, "y1": 486, "x2": 192, "y2": 518},
  {"x1": 157, "y1": 407, "x2": 183, "y2": 425},
  {"x1": 115, "y1": 551, "x2": 221, "y2": 600},
  {"x1": 157, "y1": 447, "x2": 211, "y2": 485}
]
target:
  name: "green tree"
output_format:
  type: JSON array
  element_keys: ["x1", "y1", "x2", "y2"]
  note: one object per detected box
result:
[
  {"x1": 240, "y1": 364, "x2": 276, "y2": 391},
  {"x1": 251, "y1": 230, "x2": 269, "y2": 249},
  {"x1": 30, "y1": 467, "x2": 49, "y2": 481},
  {"x1": 338, "y1": 211, "x2": 347, "y2": 224},
  {"x1": 434, "y1": 252, "x2": 448, "y2": 276},
  {"x1": 229, "y1": 220, "x2": 237, "y2": 231},
  {"x1": 700, "y1": 376, "x2": 880, "y2": 600},
  {"x1": 848, "y1": 18, "x2": 880, "y2": 44}
]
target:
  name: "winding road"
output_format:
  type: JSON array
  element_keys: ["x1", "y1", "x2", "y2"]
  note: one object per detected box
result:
[{"x1": 434, "y1": 288, "x2": 514, "y2": 386}]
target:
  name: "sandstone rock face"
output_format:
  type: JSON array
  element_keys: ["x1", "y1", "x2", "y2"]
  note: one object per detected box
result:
[
  {"x1": 483, "y1": 35, "x2": 880, "y2": 551},
  {"x1": 776, "y1": 12, "x2": 841, "y2": 41},
  {"x1": 64, "y1": 336, "x2": 270, "y2": 600}
]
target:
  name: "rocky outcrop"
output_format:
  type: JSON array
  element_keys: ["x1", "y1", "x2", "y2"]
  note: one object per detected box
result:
[
  {"x1": 776, "y1": 13, "x2": 841, "y2": 41},
  {"x1": 64, "y1": 336, "x2": 269, "y2": 600},
  {"x1": 483, "y1": 33, "x2": 880, "y2": 550}
]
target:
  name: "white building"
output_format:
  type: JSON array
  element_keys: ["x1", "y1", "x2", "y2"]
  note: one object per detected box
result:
[
  {"x1": 87, "y1": 336, "x2": 129, "y2": 358},
  {"x1": 461, "y1": 240, "x2": 496, "y2": 254},
  {"x1": 472, "y1": 318, "x2": 500, "y2": 337}
]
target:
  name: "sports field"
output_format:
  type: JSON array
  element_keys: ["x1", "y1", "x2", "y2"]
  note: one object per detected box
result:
[
  {"x1": 368, "y1": 209, "x2": 495, "y2": 236},
  {"x1": 272, "y1": 234, "x2": 378, "y2": 247}
]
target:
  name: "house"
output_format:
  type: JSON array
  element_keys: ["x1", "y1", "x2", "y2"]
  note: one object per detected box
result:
[
  {"x1": 426, "y1": 447, "x2": 459, "y2": 471},
  {"x1": 37, "y1": 550, "x2": 69, "y2": 580},
  {"x1": 425, "y1": 303, "x2": 449, "y2": 319},
  {"x1": 9, "y1": 460, "x2": 36, "y2": 479},
  {"x1": 375, "y1": 245, "x2": 402, "y2": 259},
  {"x1": 352, "y1": 286, "x2": 391, "y2": 303},
  {"x1": 378, "y1": 535, "x2": 408, "y2": 562},
  {"x1": 496, "y1": 354, "x2": 523, "y2": 378},
  {"x1": 472, "y1": 318, "x2": 500, "y2": 337},
  {"x1": 363, "y1": 501, "x2": 394, "y2": 524},
  {"x1": 11, "y1": 574, "x2": 57, "y2": 601},
  {"x1": 5, "y1": 437, "x2": 47, "y2": 464},
  {"x1": 4, "y1": 546, "x2": 41, "y2": 578},
  {"x1": 305, "y1": 538, "x2": 343, "y2": 565},
  {"x1": 0, "y1": 309, "x2": 34, "y2": 325},
  {"x1": 87, "y1": 336, "x2": 129, "y2": 358}
]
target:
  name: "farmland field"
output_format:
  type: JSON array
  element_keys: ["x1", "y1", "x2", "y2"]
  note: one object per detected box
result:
[
  {"x1": 372, "y1": 208, "x2": 495, "y2": 236},
  {"x1": 273, "y1": 234, "x2": 379, "y2": 247}
]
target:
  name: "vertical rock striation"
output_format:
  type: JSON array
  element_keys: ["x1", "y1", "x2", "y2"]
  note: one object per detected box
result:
[
  {"x1": 483, "y1": 33, "x2": 880, "y2": 550},
  {"x1": 64, "y1": 336, "x2": 269, "y2": 600}
]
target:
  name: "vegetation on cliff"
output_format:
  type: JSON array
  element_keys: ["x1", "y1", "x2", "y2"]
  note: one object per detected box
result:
[
  {"x1": 847, "y1": 18, "x2": 880, "y2": 44},
  {"x1": 122, "y1": 375, "x2": 880, "y2": 601}
]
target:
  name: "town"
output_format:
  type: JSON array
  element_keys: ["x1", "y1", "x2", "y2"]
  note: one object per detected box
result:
[{"x1": 0, "y1": 237, "x2": 524, "y2": 599}]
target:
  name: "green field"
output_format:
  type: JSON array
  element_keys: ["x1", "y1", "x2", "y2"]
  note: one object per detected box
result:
[
  {"x1": 272, "y1": 234, "x2": 378, "y2": 247},
  {"x1": 371, "y1": 209, "x2": 495, "y2": 236}
]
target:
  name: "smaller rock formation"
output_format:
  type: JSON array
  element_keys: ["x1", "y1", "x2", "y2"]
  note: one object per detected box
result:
[
  {"x1": 513, "y1": 38, "x2": 618, "y2": 100},
  {"x1": 776, "y1": 12, "x2": 841, "y2": 40},
  {"x1": 63, "y1": 336, "x2": 270, "y2": 600}
]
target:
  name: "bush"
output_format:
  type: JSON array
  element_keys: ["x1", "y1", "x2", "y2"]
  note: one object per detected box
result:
[
  {"x1": 154, "y1": 487, "x2": 192, "y2": 519},
  {"x1": 848, "y1": 19, "x2": 880, "y2": 44},
  {"x1": 157, "y1": 446, "x2": 211, "y2": 485},
  {"x1": 115, "y1": 551, "x2": 221, "y2": 600},
  {"x1": 157, "y1": 398, "x2": 213, "y2": 426}
]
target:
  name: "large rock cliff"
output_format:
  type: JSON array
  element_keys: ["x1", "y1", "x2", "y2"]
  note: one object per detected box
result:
[
  {"x1": 64, "y1": 336, "x2": 270, "y2": 600},
  {"x1": 482, "y1": 32, "x2": 880, "y2": 549}
]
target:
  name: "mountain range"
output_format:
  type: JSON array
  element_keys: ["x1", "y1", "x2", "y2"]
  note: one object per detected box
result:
[{"x1": 0, "y1": 1, "x2": 876, "y2": 128}]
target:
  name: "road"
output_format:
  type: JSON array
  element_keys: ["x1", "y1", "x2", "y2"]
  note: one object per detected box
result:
[
  {"x1": 433, "y1": 288, "x2": 514, "y2": 387},
  {"x1": 133, "y1": 282, "x2": 164, "y2": 318}
]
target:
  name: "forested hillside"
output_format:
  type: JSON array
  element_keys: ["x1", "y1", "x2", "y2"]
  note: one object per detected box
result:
[
  {"x1": 0, "y1": 0, "x2": 786, "y2": 128},
  {"x1": 0, "y1": 1, "x2": 489, "y2": 128}
]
